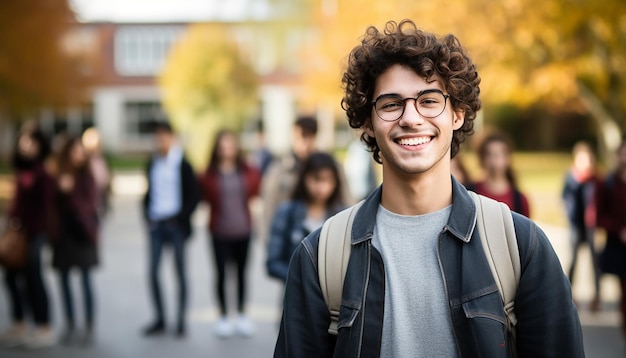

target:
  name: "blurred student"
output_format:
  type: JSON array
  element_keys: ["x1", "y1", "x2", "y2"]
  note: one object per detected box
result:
[
  {"x1": 267, "y1": 152, "x2": 346, "y2": 282},
  {"x1": 200, "y1": 130, "x2": 261, "y2": 338},
  {"x1": 596, "y1": 139, "x2": 626, "y2": 339},
  {"x1": 0, "y1": 129, "x2": 55, "y2": 349},
  {"x1": 562, "y1": 142, "x2": 600, "y2": 311},
  {"x1": 261, "y1": 117, "x2": 318, "y2": 240},
  {"x1": 50, "y1": 137, "x2": 99, "y2": 346},
  {"x1": 248, "y1": 121, "x2": 273, "y2": 175},
  {"x1": 474, "y1": 131, "x2": 530, "y2": 217},
  {"x1": 142, "y1": 122, "x2": 199, "y2": 337},
  {"x1": 82, "y1": 128, "x2": 111, "y2": 218}
]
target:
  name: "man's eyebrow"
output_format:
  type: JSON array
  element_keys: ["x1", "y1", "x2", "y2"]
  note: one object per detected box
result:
[{"x1": 374, "y1": 88, "x2": 443, "y2": 99}]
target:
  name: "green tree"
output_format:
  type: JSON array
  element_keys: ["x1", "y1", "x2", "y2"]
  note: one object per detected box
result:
[{"x1": 159, "y1": 24, "x2": 259, "y2": 170}]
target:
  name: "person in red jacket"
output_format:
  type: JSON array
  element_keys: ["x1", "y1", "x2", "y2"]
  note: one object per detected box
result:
[
  {"x1": 474, "y1": 131, "x2": 530, "y2": 217},
  {"x1": 596, "y1": 139, "x2": 626, "y2": 341},
  {"x1": 200, "y1": 130, "x2": 261, "y2": 338}
]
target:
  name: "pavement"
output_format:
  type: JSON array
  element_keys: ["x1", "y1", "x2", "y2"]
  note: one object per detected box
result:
[{"x1": 0, "y1": 171, "x2": 623, "y2": 357}]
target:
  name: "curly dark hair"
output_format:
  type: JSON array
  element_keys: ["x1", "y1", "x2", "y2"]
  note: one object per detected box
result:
[{"x1": 341, "y1": 19, "x2": 481, "y2": 163}]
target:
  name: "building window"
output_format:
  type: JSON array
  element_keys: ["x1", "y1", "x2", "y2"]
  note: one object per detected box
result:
[
  {"x1": 125, "y1": 101, "x2": 167, "y2": 137},
  {"x1": 114, "y1": 26, "x2": 182, "y2": 76}
]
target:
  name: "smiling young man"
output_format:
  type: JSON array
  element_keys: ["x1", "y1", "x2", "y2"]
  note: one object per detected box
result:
[{"x1": 273, "y1": 20, "x2": 584, "y2": 358}]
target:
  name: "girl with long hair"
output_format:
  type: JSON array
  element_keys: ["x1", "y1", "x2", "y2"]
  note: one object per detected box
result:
[
  {"x1": 200, "y1": 130, "x2": 261, "y2": 338},
  {"x1": 267, "y1": 152, "x2": 346, "y2": 283},
  {"x1": 475, "y1": 131, "x2": 530, "y2": 217},
  {"x1": 0, "y1": 128, "x2": 55, "y2": 349},
  {"x1": 50, "y1": 137, "x2": 99, "y2": 346}
]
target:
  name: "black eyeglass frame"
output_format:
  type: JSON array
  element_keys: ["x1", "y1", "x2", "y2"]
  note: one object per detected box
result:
[{"x1": 371, "y1": 89, "x2": 451, "y2": 122}]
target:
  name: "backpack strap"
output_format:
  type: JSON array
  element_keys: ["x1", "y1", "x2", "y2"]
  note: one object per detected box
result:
[
  {"x1": 318, "y1": 202, "x2": 363, "y2": 335},
  {"x1": 469, "y1": 192, "x2": 521, "y2": 342}
]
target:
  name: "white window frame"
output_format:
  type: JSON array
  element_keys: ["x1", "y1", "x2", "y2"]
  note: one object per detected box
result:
[{"x1": 114, "y1": 26, "x2": 182, "y2": 76}]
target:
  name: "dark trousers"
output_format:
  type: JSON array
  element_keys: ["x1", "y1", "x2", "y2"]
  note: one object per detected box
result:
[
  {"x1": 3, "y1": 235, "x2": 50, "y2": 326},
  {"x1": 57, "y1": 267, "x2": 94, "y2": 330},
  {"x1": 148, "y1": 221, "x2": 187, "y2": 326},
  {"x1": 210, "y1": 235, "x2": 251, "y2": 316},
  {"x1": 567, "y1": 225, "x2": 600, "y2": 298}
]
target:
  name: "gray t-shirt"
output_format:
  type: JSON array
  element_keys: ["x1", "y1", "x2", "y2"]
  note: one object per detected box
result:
[{"x1": 372, "y1": 204, "x2": 458, "y2": 358}]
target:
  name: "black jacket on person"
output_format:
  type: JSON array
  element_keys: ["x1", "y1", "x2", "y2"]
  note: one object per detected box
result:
[
  {"x1": 275, "y1": 178, "x2": 584, "y2": 358},
  {"x1": 142, "y1": 155, "x2": 200, "y2": 239}
]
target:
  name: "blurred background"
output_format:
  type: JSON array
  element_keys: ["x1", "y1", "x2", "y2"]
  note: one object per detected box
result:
[{"x1": 0, "y1": 0, "x2": 625, "y2": 357}]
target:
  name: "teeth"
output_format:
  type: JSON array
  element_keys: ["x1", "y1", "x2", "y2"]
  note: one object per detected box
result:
[{"x1": 397, "y1": 137, "x2": 431, "y2": 146}]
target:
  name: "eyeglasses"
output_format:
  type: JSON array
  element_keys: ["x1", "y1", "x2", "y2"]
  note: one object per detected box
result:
[{"x1": 372, "y1": 89, "x2": 450, "y2": 122}]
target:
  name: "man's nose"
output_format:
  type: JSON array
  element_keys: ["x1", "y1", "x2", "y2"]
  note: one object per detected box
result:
[{"x1": 398, "y1": 99, "x2": 425, "y2": 127}]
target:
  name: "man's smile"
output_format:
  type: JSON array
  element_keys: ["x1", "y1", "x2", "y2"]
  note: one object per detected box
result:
[{"x1": 393, "y1": 135, "x2": 433, "y2": 148}]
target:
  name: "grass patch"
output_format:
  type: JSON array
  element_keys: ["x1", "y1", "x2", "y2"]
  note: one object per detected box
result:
[{"x1": 106, "y1": 154, "x2": 148, "y2": 171}]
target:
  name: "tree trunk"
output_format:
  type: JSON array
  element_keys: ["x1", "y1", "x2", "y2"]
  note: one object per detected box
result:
[{"x1": 577, "y1": 81, "x2": 622, "y2": 167}]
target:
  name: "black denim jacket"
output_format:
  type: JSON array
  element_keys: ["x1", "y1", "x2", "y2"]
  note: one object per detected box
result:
[{"x1": 275, "y1": 178, "x2": 585, "y2": 358}]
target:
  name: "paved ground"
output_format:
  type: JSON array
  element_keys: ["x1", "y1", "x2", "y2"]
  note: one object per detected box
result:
[{"x1": 0, "y1": 172, "x2": 623, "y2": 357}]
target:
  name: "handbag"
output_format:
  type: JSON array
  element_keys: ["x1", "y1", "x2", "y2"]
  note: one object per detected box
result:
[{"x1": 0, "y1": 218, "x2": 28, "y2": 269}]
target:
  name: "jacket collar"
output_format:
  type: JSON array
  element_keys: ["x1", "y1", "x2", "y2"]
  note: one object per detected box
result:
[{"x1": 351, "y1": 176, "x2": 477, "y2": 245}]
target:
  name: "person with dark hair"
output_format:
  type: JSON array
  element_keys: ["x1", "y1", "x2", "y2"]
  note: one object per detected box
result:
[
  {"x1": 261, "y1": 116, "x2": 320, "y2": 242},
  {"x1": 49, "y1": 137, "x2": 99, "y2": 346},
  {"x1": 200, "y1": 130, "x2": 261, "y2": 338},
  {"x1": 474, "y1": 131, "x2": 530, "y2": 217},
  {"x1": 142, "y1": 122, "x2": 200, "y2": 337},
  {"x1": 1, "y1": 128, "x2": 55, "y2": 349},
  {"x1": 267, "y1": 152, "x2": 346, "y2": 282},
  {"x1": 596, "y1": 139, "x2": 626, "y2": 342},
  {"x1": 562, "y1": 141, "x2": 601, "y2": 311},
  {"x1": 275, "y1": 20, "x2": 583, "y2": 357}
]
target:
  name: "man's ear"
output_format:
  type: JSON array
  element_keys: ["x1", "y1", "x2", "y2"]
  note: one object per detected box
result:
[
  {"x1": 363, "y1": 117, "x2": 375, "y2": 138},
  {"x1": 452, "y1": 110, "x2": 465, "y2": 131}
]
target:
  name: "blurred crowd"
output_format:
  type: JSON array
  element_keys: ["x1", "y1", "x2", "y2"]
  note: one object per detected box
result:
[{"x1": 1, "y1": 116, "x2": 626, "y2": 350}]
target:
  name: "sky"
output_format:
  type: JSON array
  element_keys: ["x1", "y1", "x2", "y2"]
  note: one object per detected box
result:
[{"x1": 70, "y1": 0, "x2": 272, "y2": 22}]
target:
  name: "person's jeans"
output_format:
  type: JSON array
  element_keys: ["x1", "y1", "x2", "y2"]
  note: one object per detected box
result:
[
  {"x1": 210, "y1": 235, "x2": 251, "y2": 316},
  {"x1": 58, "y1": 267, "x2": 94, "y2": 330},
  {"x1": 148, "y1": 220, "x2": 187, "y2": 327},
  {"x1": 568, "y1": 225, "x2": 600, "y2": 298},
  {"x1": 3, "y1": 234, "x2": 50, "y2": 326}
]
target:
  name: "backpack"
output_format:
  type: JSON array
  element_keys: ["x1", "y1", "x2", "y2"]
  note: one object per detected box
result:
[{"x1": 318, "y1": 192, "x2": 521, "y2": 345}]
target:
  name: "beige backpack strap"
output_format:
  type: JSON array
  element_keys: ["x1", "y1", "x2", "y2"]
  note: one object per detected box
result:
[
  {"x1": 318, "y1": 202, "x2": 363, "y2": 335},
  {"x1": 470, "y1": 192, "x2": 521, "y2": 339}
]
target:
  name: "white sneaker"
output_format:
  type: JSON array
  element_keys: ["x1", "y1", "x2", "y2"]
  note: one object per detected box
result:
[
  {"x1": 0, "y1": 325, "x2": 27, "y2": 348},
  {"x1": 214, "y1": 317, "x2": 234, "y2": 339},
  {"x1": 23, "y1": 328, "x2": 56, "y2": 350},
  {"x1": 235, "y1": 315, "x2": 255, "y2": 338}
]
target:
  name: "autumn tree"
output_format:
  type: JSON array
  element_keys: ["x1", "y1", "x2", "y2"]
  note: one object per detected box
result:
[
  {"x1": 159, "y1": 24, "x2": 258, "y2": 169},
  {"x1": 297, "y1": 0, "x2": 626, "y2": 162},
  {"x1": 0, "y1": 0, "x2": 85, "y2": 121}
]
